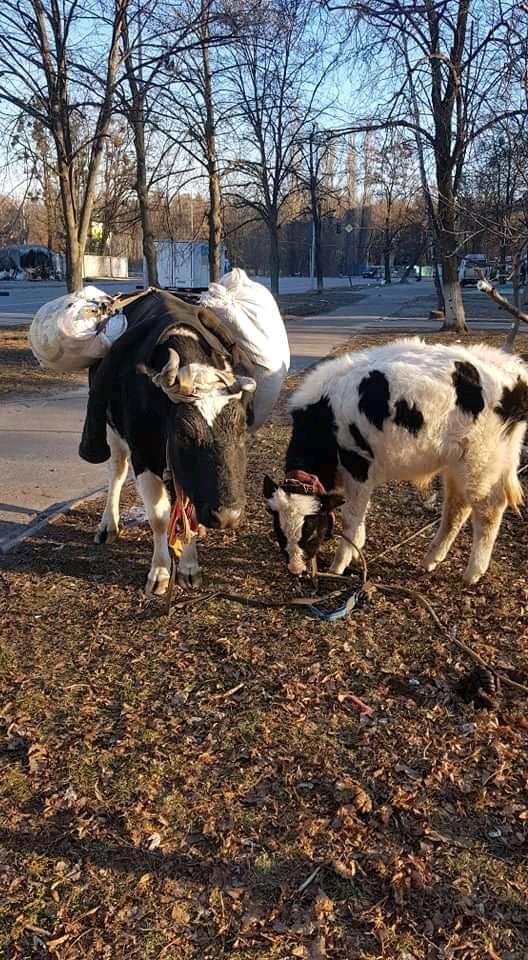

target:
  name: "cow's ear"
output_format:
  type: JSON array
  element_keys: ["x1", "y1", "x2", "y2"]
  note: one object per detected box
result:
[
  {"x1": 263, "y1": 475, "x2": 278, "y2": 499},
  {"x1": 320, "y1": 492, "x2": 345, "y2": 512}
]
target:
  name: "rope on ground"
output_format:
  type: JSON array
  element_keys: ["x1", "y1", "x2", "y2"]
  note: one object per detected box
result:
[
  {"x1": 167, "y1": 585, "x2": 359, "y2": 613},
  {"x1": 161, "y1": 471, "x2": 528, "y2": 690},
  {"x1": 320, "y1": 570, "x2": 528, "y2": 697}
]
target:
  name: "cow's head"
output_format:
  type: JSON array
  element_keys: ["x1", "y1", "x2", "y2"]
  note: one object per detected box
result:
[
  {"x1": 141, "y1": 348, "x2": 256, "y2": 529},
  {"x1": 263, "y1": 473, "x2": 344, "y2": 575}
]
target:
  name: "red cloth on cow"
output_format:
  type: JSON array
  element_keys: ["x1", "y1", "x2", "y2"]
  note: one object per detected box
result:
[{"x1": 167, "y1": 492, "x2": 200, "y2": 557}]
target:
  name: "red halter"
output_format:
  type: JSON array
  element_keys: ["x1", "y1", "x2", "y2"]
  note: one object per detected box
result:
[
  {"x1": 283, "y1": 469, "x2": 327, "y2": 496},
  {"x1": 283, "y1": 470, "x2": 336, "y2": 533}
]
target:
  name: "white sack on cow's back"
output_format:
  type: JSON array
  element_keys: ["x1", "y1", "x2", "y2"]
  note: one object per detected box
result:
[
  {"x1": 29, "y1": 285, "x2": 127, "y2": 372},
  {"x1": 200, "y1": 268, "x2": 289, "y2": 428}
]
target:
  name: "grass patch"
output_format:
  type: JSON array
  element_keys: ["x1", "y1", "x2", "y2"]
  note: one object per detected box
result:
[{"x1": 0, "y1": 331, "x2": 527, "y2": 958}]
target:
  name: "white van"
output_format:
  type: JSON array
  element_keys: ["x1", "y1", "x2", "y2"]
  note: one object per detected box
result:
[
  {"x1": 144, "y1": 240, "x2": 229, "y2": 290},
  {"x1": 459, "y1": 253, "x2": 487, "y2": 287}
]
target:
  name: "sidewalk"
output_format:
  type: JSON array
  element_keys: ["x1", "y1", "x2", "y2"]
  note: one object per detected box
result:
[{"x1": 0, "y1": 389, "x2": 108, "y2": 547}]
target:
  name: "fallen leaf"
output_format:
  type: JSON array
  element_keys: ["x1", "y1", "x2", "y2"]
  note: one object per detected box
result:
[
  {"x1": 146, "y1": 832, "x2": 161, "y2": 850},
  {"x1": 332, "y1": 859, "x2": 356, "y2": 880}
]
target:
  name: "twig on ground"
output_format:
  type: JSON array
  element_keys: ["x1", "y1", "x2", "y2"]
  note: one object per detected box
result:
[
  {"x1": 297, "y1": 863, "x2": 323, "y2": 894},
  {"x1": 370, "y1": 518, "x2": 439, "y2": 563},
  {"x1": 210, "y1": 681, "x2": 245, "y2": 700},
  {"x1": 171, "y1": 587, "x2": 354, "y2": 612}
]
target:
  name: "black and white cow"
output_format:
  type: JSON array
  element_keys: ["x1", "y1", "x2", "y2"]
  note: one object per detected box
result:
[
  {"x1": 81, "y1": 290, "x2": 256, "y2": 594},
  {"x1": 264, "y1": 338, "x2": 528, "y2": 585}
]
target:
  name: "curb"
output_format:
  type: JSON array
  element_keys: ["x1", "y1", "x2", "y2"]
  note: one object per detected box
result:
[{"x1": 0, "y1": 485, "x2": 107, "y2": 554}]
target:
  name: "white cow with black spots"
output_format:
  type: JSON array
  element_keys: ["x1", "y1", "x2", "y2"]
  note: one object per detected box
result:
[{"x1": 264, "y1": 338, "x2": 528, "y2": 585}]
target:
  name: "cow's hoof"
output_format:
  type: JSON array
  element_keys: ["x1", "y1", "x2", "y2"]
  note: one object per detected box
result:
[
  {"x1": 177, "y1": 567, "x2": 203, "y2": 590},
  {"x1": 463, "y1": 569, "x2": 483, "y2": 586},
  {"x1": 146, "y1": 567, "x2": 171, "y2": 596},
  {"x1": 347, "y1": 551, "x2": 364, "y2": 570},
  {"x1": 94, "y1": 525, "x2": 119, "y2": 545}
]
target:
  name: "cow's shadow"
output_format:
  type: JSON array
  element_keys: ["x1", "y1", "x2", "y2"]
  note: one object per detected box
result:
[{"x1": 0, "y1": 504, "x2": 284, "y2": 599}]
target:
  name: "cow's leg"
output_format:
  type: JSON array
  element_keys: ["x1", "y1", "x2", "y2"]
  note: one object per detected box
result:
[
  {"x1": 95, "y1": 429, "x2": 130, "y2": 544},
  {"x1": 464, "y1": 488, "x2": 507, "y2": 585},
  {"x1": 136, "y1": 470, "x2": 172, "y2": 595},
  {"x1": 177, "y1": 536, "x2": 203, "y2": 590},
  {"x1": 423, "y1": 474, "x2": 471, "y2": 572},
  {"x1": 330, "y1": 481, "x2": 371, "y2": 575}
]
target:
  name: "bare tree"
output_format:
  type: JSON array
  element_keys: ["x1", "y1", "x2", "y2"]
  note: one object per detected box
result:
[
  {"x1": 118, "y1": 0, "x2": 208, "y2": 285},
  {"x1": 296, "y1": 126, "x2": 339, "y2": 292},
  {"x1": 91, "y1": 123, "x2": 135, "y2": 254},
  {"x1": 369, "y1": 130, "x2": 420, "y2": 284},
  {"x1": 325, "y1": 0, "x2": 526, "y2": 330},
  {"x1": 120, "y1": 1, "x2": 160, "y2": 284},
  {"x1": 224, "y1": 0, "x2": 338, "y2": 294},
  {"x1": 156, "y1": 0, "x2": 231, "y2": 282},
  {"x1": 0, "y1": 0, "x2": 128, "y2": 290},
  {"x1": 471, "y1": 124, "x2": 528, "y2": 305}
]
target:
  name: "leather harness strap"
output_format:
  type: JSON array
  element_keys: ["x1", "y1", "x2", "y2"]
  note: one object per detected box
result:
[
  {"x1": 283, "y1": 469, "x2": 327, "y2": 496},
  {"x1": 95, "y1": 285, "x2": 256, "y2": 380}
]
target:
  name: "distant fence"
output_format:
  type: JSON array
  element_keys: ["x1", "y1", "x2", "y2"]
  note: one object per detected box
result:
[{"x1": 83, "y1": 255, "x2": 128, "y2": 279}]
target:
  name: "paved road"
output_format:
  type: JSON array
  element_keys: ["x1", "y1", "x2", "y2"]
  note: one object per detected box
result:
[
  {"x1": 0, "y1": 275, "x2": 381, "y2": 326},
  {"x1": 0, "y1": 279, "x2": 514, "y2": 548},
  {"x1": 0, "y1": 279, "x2": 142, "y2": 327}
]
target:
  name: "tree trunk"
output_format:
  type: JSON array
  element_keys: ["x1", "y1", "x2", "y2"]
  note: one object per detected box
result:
[
  {"x1": 133, "y1": 104, "x2": 158, "y2": 286},
  {"x1": 67, "y1": 237, "x2": 83, "y2": 292},
  {"x1": 42, "y1": 162, "x2": 55, "y2": 253},
  {"x1": 122, "y1": 12, "x2": 158, "y2": 287},
  {"x1": 438, "y1": 177, "x2": 466, "y2": 331},
  {"x1": 308, "y1": 129, "x2": 323, "y2": 293},
  {"x1": 383, "y1": 219, "x2": 391, "y2": 284},
  {"x1": 269, "y1": 221, "x2": 280, "y2": 295},
  {"x1": 441, "y1": 252, "x2": 466, "y2": 331},
  {"x1": 207, "y1": 171, "x2": 222, "y2": 282},
  {"x1": 201, "y1": 5, "x2": 222, "y2": 283},
  {"x1": 314, "y1": 214, "x2": 323, "y2": 293},
  {"x1": 499, "y1": 240, "x2": 507, "y2": 284},
  {"x1": 433, "y1": 253, "x2": 445, "y2": 312},
  {"x1": 58, "y1": 162, "x2": 83, "y2": 292}
]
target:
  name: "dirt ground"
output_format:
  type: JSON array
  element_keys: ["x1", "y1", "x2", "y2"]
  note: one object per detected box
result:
[
  {"x1": 1, "y1": 331, "x2": 527, "y2": 959},
  {"x1": 0, "y1": 327, "x2": 86, "y2": 397},
  {"x1": 277, "y1": 288, "x2": 367, "y2": 321}
]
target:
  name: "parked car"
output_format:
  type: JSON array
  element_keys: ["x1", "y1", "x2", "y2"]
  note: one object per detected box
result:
[{"x1": 362, "y1": 267, "x2": 381, "y2": 279}]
